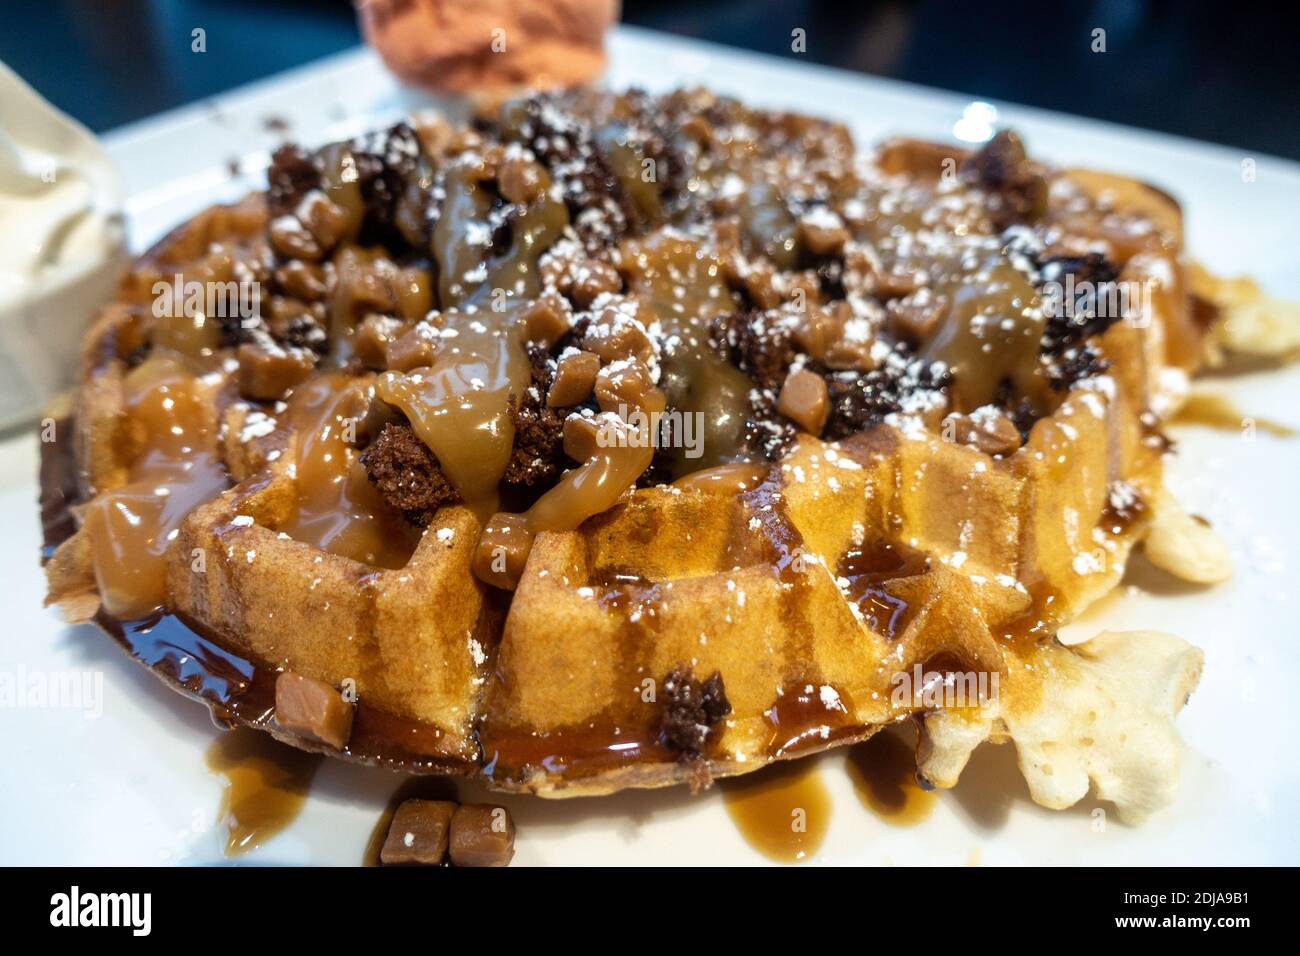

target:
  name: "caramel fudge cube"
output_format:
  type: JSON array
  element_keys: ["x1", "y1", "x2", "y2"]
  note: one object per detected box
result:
[
  {"x1": 381, "y1": 799, "x2": 457, "y2": 865},
  {"x1": 274, "y1": 671, "x2": 354, "y2": 749},
  {"x1": 449, "y1": 804, "x2": 516, "y2": 867}
]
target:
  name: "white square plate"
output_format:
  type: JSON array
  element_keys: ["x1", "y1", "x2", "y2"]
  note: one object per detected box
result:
[{"x1": 2, "y1": 26, "x2": 1297, "y2": 865}]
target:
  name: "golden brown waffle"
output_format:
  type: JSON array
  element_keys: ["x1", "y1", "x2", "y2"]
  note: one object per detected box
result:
[
  {"x1": 479, "y1": 315, "x2": 1167, "y2": 797},
  {"x1": 45, "y1": 88, "x2": 1287, "y2": 823}
]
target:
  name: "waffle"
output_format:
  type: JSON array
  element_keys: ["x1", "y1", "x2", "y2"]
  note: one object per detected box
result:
[{"x1": 43, "y1": 88, "x2": 1289, "y2": 824}]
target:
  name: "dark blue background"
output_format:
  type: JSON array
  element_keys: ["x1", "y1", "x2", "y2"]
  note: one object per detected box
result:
[{"x1": 2, "y1": 0, "x2": 1296, "y2": 159}]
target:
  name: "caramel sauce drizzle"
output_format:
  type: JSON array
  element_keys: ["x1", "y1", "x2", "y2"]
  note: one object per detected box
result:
[
  {"x1": 837, "y1": 541, "x2": 928, "y2": 639},
  {"x1": 764, "y1": 681, "x2": 861, "y2": 758},
  {"x1": 480, "y1": 721, "x2": 674, "y2": 791},
  {"x1": 319, "y1": 142, "x2": 366, "y2": 241},
  {"x1": 852, "y1": 158, "x2": 1162, "y2": 417},
  {"x1": 469, "y1": 231, "x2": 762, "y2": 589},
  {"x1": 620, "y1": 232, "x2": 755, "y2": 474},
  {"x1": 728, "y1": 729, "x2": 937, "y2": 863},
  {"x1": 82, "y1": 353, "x2": 229, "y2": 618},
  {"x1": 672, "y1": 462, "x2": 769, "y2": 493},
  {"x1": 848, "y1": 168, "x2": 1048, "y2": 413},
  {"x1": 470, "y1": 414, "x2": 657, "y2": 591},
  {"x1": 523, "y1": 416, "x2": 654, "y2": 533},
  {"x1": 98, "y1": 610, "x2": 466, "y2": 772},
  {"x1": 380, "y1": 161, "x2": 568, "y2": 518},
  {"x1": 377, "y1": 315, "x2": 531, "y2": 519},
  {"x1": 279, "y1": 372, "x2": 418, "y2": 569},
  {"x1": 432, "y1": 161, "x2": 497, "y2": 307},
  {"x1": 920, "y1": 256, "x2": 1047, "y2": 411},
  {"x1": 52, "y1": 413, "x2": 952, "y2": 861}
]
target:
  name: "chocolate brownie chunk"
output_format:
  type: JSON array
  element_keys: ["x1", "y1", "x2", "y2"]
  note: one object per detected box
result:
[
  {"x1": 1045, "y1": 344, "x2": 1111, "y2": 391},
  {"x1": 267, "y1": 144, "x2": 321, "y2": 219},
  {"x1": 273, "y1": 313, "x2": 329, "y2": 354},
  {"x1": 962, "y1": 130, "x2": 1047, "y2": 228},
  {"x1": 491, "y1": 94, "x2": 634, "y2": 250},
  {"x1": 822, "y1": 348, "x2": 951, "y2": 441},
  {"x1": 1038, "y1": 252, "x2": 1123, "y2": 356},
  {"x1": 711, "y1": 309, "x2": 797, "y2": 393},
  {"x1": 360, "y1": 423, "x2": 460, "y2": 526},
  {"x1": 350, "y1": 122, "x2": 429, "y2": 251},
  {"x1": 658, "y1": 665, "x2": 732, "y2": 759},
  {"x1": 503, "y1": 342, "x2": 566, "y2": 486}
]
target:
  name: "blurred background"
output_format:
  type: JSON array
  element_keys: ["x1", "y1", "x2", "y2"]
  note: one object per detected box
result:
[{"x1": 1, "y1": 0, "x2": 1297, "y2": 159}]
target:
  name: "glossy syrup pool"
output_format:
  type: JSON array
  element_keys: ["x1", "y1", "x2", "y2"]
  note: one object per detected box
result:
[
  {"x1": 1172, "y1": 390, "x2": 1296, "y2": 437},
  {"x1": 206, "y1": 727, "x2": 321, "y2": 858},
  {"x1": 720, "y1": 757, "x2": 832, "y2": 863},
  {"x1": 846, "y1": 725, "x2": 938, "y2": 827}
]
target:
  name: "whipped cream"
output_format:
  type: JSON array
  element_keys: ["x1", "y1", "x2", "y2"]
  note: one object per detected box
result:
[{"x1": 0, "y1": 61, "x2": 126, "y2": 427}]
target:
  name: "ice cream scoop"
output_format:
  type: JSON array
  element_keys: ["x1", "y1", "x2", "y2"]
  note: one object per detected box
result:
[
  {"x1": 0, "y1": 61, "x2": 127, "y2": 429},
  {"x1": 355, "y1": 0, "x2": 618, "y2": 95}
]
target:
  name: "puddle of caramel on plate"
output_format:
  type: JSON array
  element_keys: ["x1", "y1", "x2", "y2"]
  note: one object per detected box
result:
[
  {"x1": 846, "y1": 728, "x2": 937, "y2": 827},
  {"x1": 1172, "y1": 391, "x2": 1296, "y2": 437},
  {"x1": 721, "y1": 758, "x2": 832, "y2": 864},
  {"x1": 206, "y1": 727, "x2": 321, "y2": 858}
]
